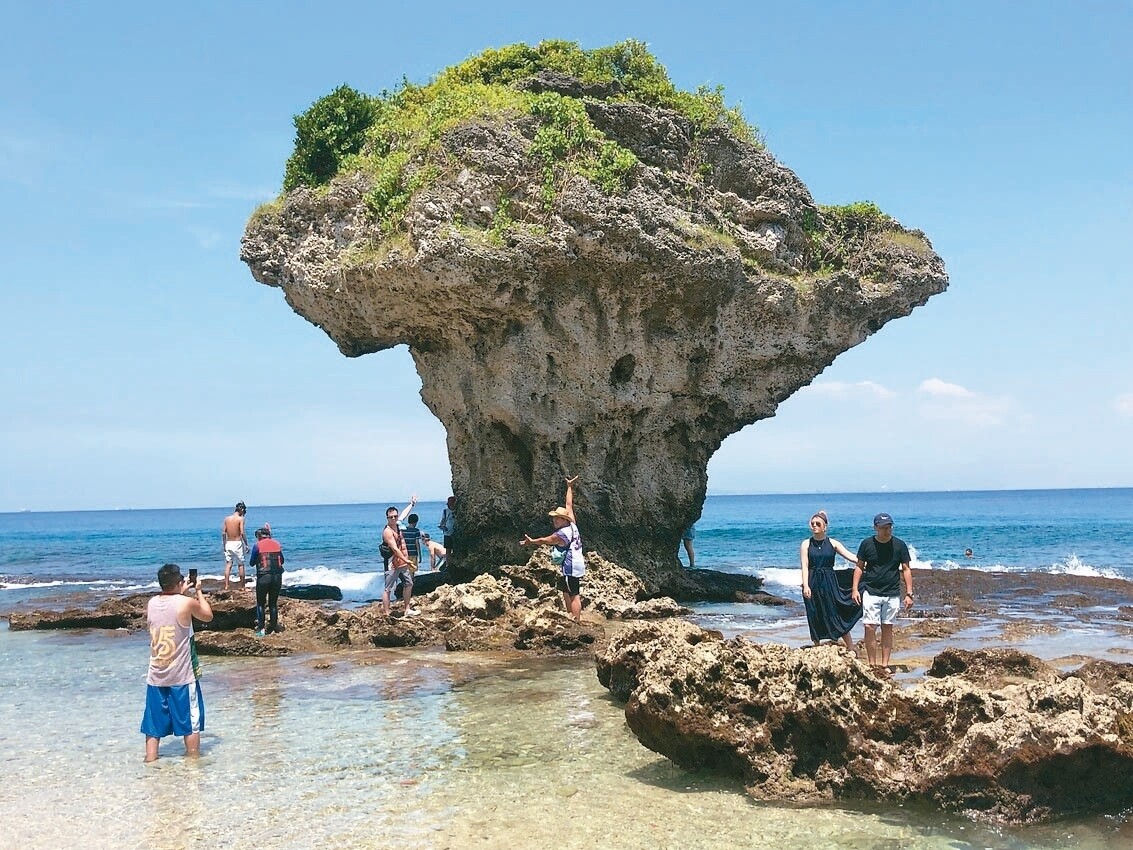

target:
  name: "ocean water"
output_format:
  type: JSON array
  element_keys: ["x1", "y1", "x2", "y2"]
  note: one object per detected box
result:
[
  {"x1": 3, "y1": 489, "x2": 1131, "y2": 609},
  {"x1": 2, "y1": 490, "x2": 1133, "y2": 849}
]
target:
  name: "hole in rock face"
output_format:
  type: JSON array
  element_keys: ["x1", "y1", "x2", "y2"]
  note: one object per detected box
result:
[{"x1": 610, "y1": 354, "x2": 636, "y2": 386}]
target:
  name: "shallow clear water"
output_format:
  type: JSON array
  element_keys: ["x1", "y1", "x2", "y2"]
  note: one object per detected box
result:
[
  {"x1": 2, "y1": 628, "x2": 1131, "y2": 850},
  {"x1": 3, "y1": 490, "x2": 1133, "y2": 848}
]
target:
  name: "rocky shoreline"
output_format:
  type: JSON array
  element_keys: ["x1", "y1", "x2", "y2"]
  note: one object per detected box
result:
[
  {"x1": 6, "y1": 550, "x2": 778, "y2": 659},
  {"x1": 7, "y1": 557, "x2": 1133, "y2": 824}
]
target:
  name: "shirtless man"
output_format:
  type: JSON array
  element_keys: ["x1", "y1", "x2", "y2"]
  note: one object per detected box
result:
[
  {"x1": 221, "y1": 502, "x2": 248, "y2": 591},
  {"x1": 421, "y1": 532, "x2": 447, "y2": 571}
]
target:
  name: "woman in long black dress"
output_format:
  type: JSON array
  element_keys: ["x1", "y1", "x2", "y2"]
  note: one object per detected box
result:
[{"x1": 800, "y1": 510, "x2": 861, "y2": 650}]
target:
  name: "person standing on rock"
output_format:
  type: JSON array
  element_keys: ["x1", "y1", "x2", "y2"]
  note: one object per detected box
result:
[
  {"x1": 851, "y1": 512, "x2": 914, "y2": 669},
  {"x1": 221, "y1": 501, "x2": 248, "y2": 591},
  {"x1": 440, "y1": 496, "x2": 457, "y2": 552},
  {"x1": 249, "y1": 526, "x2": 285, "y2": 637},
  {"x1": 140, "y1": 562, "x2": 213, "y2": 762},
  {"x1": 680, "y1": 523, "x2": 696, "y2": 568},
  {"x1": 382, "y1": 495, "x2": 418, "y2": 569},
  {"x1": 519, "y1": 475, "x2": 586, "y2": 623},
  {"x1": 402, "y1": 513, "x2": 424, "y2": 566},
  {"x1": 382, "y1": 504, "x2": 418, "y2": 617},
  {"x1": 800, "y1": 511, "x2": 861, "y2": 651}
]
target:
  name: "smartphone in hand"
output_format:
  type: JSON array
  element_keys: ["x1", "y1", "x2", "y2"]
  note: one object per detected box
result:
[{"x1": 188, "y1": 568, "x2": 198, "y2": 587}]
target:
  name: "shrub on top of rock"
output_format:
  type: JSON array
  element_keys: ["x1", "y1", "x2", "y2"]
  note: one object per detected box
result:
[{"x1": 271, "y1": 39, "x2": 759, "y2": 231}]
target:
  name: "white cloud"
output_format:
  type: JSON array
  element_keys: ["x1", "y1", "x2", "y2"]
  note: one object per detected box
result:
[
  {"x1": 105, "y1": 182, "x2": 273, "y2": 213},
  {"x1": 799, "y1": 380, "x2": 896, "y2": 401},
  {"x1": 918, "y1": 377, "x2": 976, "y2": 399},
  {"x1": 916, "y1": 378, "x2": 1012, "y2": 426},
  {"x1": 1114, "y1": 394, "x2": 1133, "y2": 417}
]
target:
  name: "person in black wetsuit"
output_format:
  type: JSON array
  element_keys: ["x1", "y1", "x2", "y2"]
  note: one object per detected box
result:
[
  {"x1": 799, "y1": 510, "x2": 862, "y2": 651},
  {"x1": 249, "y1": 526, "x2": 284, "y2": 636}
]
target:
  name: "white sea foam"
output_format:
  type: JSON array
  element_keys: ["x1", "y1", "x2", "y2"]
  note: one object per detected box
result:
[
  {"x1": 285, "y1": 566, "x2": 391, "y2": 601},
  {"x1": 758, "y1": 567, "x2": 803, "y2": 587},
  {"x1": 0, "y1": 578, "x2": 150, "y2": 592},
  {"x1": 923, "y1": 553, "x2": 1119, "y2": 579},
  {"x1": 758, "y1": 565, "x2": 856, "y2": 588},
  {"x1": 1049, "y1": 554, "x2": 1122, "y2": 579}
]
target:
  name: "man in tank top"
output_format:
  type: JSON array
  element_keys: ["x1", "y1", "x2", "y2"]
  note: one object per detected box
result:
[
  {"x1": 140, "y1": 562, "x2": 214, "y2": 762},
  {"x1": 382, "y1": 504, "x2": 418, "y2": 617}
]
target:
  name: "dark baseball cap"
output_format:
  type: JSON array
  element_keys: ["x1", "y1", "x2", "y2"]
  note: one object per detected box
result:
[
  {"x1": 873, "y1": 513, "x2": 894, "y2": 527},
  {"x1": 157, "y1": 563, "x2": 185, "y2": 589}
]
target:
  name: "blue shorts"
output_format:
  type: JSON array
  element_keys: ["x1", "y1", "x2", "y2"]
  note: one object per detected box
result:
[{"x1": 141, "y1": 681, "x2": 205, "y2": 738}]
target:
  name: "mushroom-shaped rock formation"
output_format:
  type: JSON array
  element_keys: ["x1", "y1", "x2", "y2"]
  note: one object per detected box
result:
[{"x1": 241, "y1": 41, "x2": 948, "y2": 587}]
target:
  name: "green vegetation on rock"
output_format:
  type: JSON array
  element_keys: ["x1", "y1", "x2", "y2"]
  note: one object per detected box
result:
[
  {"x1": 283, "y1": 85, "x2": 383, "y2": 191},
  {"x1": 272, "y1": 39, "x2": 759, "y2": 232},
  {"x1": 265, "y1": 39, "x2": 906, "y2": 281},
  {"x1": 802, "y1": 201, "x2": 922, "y2": 276}
]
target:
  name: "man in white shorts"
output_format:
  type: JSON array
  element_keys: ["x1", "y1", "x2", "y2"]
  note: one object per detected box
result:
[
  {"x1": 851, "y1": 512, "x2": 914, "y2": 669},
  {"x1": 221, "y1": 501, "x2": 248, "y2": 591}
]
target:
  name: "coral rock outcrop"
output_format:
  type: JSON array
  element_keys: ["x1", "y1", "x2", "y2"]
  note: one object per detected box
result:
[{"x1": 595, "y1": 620, "x2": 1133, "y2": 823}]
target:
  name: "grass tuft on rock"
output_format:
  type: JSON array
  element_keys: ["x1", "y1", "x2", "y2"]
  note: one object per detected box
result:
[{"x1": 273, "y1": 39, "x2": 760, "y2": 231}]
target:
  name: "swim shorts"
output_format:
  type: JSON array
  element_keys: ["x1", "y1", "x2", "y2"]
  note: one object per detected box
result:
[
  {"x1": 224, "y1": 539, "x2": 245, "y2": 567},
  {"x1": 140, "y1": 680, "x2": 205, "y2": 738}
]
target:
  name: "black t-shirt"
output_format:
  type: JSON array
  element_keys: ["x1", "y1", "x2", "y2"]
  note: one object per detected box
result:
[{"x1": 856, "y1": 535, "x2": 911, "y2": 596}]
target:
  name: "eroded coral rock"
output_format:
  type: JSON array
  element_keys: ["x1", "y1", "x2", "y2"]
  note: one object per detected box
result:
[
  {"x1": 595, "y1": 621, "x2": 1133, "y2": 823},
  {"x1": 242, "y1": 63, "x2": 947, "y2": 586}
]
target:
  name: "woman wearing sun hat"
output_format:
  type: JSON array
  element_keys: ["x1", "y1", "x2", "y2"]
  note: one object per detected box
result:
[{"x1": 519, "y1": 475, "x2": 585, "y2": 622}]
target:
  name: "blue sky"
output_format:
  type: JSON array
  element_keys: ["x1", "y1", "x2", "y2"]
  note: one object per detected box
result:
[{"x1": 1, "y1": 1, "x2": 1130, "y2": 511}]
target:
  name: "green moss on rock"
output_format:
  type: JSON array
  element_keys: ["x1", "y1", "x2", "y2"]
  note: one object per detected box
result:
[{"x1": 265, "y1": 39, "x2": 759, "y2": 232}]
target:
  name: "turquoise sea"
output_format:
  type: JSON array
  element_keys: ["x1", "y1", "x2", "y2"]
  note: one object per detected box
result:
[
  {"x1": 4, "y1": 488, "x2": 1131, "y2": 609},
  {"x1": 2, "y1": 489, "x2": 1132, "y2": 849}
]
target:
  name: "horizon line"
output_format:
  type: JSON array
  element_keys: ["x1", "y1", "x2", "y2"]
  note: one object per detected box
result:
[{"x1": 3, "y1": 484, "x2": 1130, "y2": 516}]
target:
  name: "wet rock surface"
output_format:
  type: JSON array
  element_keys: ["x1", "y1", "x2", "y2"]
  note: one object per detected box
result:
[
  {"x1": 5, "y1": 556, "x2": 702, "y2": 658},
  {"x1": 595, "y1": 619, "x2": 1133, "y2": 824}
]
